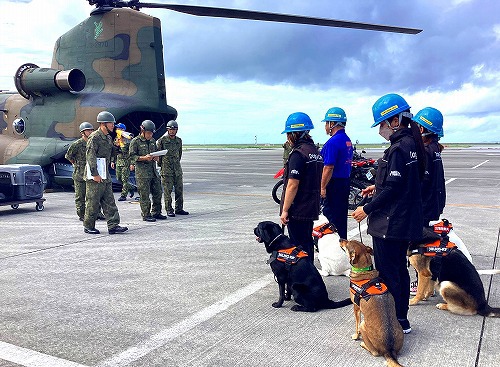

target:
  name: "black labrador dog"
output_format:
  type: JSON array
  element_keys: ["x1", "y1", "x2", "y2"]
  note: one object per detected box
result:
[{"x1": 254, "y1": 221, "x2": 351, "y2": 312}]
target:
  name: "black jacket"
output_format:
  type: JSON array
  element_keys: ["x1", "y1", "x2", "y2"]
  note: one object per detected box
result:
[
  {"x1": 365, "y1": 128, "x2": 423, "y2": 241},
  {"x1": 421, "y1": 137, "x2": 446, "y2": 224},
  {"x1": 280, "y1": 137, "x2": 323, "y2": 221}
]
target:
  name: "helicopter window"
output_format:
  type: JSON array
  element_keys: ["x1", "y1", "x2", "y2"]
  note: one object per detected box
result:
[{"x1": 13, "y1": 118, "x2": 25, "y2": 134}]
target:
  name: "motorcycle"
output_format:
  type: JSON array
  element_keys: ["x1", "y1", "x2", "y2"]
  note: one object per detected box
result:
[{"x1": 272, "y1": 147, "x2": 377, "y2": 210}]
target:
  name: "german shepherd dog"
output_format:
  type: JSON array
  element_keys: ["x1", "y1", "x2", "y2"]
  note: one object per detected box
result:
[
  {"x1": 254, "y1": 221, "x2": 351, "y2": 312},
  {"x1": 340, "y1": 239, "x2": 404, "y2": 367},
  {"x1": 408, "y1": 229, "x2": 500, "y2": 317}
]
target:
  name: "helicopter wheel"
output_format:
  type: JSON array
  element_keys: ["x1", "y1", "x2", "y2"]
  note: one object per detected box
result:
[
  {"x1": 36, "y1": 203, "x2": 44, "y2": 211},
  {"x1": 11, "y1": 204, "x2": 19, "y2": 210}
]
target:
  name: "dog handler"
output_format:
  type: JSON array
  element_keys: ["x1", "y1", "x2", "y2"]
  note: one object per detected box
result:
[
  {"x1": 280, "y1": 112, "x2": 323, "y2": 262},
  {"x1": 410, "y1": 107, "x2": 447, "y2": 294},
  {"x1": 352, "y1": 94, "x2": 425, "y2": 333},
  {"x1": 320, "y1": 107, "x2": 353, "y2": 239}
]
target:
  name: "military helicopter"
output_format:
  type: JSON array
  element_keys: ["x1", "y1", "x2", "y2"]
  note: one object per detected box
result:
[{"x1": 0, "y1": 0, "x2": 421, "y2": 187}]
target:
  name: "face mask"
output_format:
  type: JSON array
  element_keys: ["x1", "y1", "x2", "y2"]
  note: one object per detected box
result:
[{"x1": 378, "y1": 121, "x2": 393, "y2": 141}]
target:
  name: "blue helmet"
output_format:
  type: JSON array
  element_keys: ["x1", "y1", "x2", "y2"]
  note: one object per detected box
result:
[
  {"x1": 371, "y1": 93, "x2": 411, "y2": 127},
  {"x1": 282, "y1": 112, "x2": 314, "y2": 134},
  {"x1": 322, "y1": 107, "x2": 347, "y2": 125},
  {"x1": 115, "y1": 123, "x2": 126, "y2": 130},
  {"x1": 413, "y1": 107, "x2": 444, "y2": 137}
]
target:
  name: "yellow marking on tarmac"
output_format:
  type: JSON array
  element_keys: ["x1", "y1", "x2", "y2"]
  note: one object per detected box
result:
[
  {"x1": 447, "y1": 203, "x2": 500, "y2": 209},
  {"x1": 191, "y1": 191, "x2": 269, "y2": 198}
]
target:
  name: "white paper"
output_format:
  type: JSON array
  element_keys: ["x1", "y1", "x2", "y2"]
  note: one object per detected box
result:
[
  {"x1": 149, "y1": 149, "x2": 168, "y2": 157},
  {"x1": 86, "y1": 157, "x2": 107, "y2": 180}
]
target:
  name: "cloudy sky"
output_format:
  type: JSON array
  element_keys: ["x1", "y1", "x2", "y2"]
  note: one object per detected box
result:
[{"x1": 1, "y1": 0, "x2": 499, "y2": 144}]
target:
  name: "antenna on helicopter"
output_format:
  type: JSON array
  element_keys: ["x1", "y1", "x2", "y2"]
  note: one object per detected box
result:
[{"x1": 87, "y1": 0, "x2": 422, "y2": 34}]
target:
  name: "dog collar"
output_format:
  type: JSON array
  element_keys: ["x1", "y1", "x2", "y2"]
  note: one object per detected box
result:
[
  {"x1": 268, "y1": 233, "x2": 284, "y2": 247},
  {"x1": 351, "y1": 265, "x2": 373, "y2": 273}
]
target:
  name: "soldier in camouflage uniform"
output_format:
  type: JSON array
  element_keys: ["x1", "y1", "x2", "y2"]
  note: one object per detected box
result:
[
  {"x1": 83, "y1": 111, "x2": 128, "y2": 235},
  {"x1": 65, "y1": 122, "x2": 105, "y2": 221},
  {"x1": 128, "y1": 120, "x2": 167, "y2": 222},
  {"x1": 157, "y1": 120, "x2": 189, "y2": 217},
  {"x1": 111, "y1": 123, "x2": 134, "y2": 201}
]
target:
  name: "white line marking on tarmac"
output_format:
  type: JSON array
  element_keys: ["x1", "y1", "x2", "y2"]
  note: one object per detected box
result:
[
  {"x1": 95, "y1": 275, "x2": 274, "y2": 367},
  {"x1": 0, "y1": 341, "x2": 89, "y2": 367},
  {"x1": 445, "y1": 178, "x2": 456, "y2": 185},
  {"x1": 0, "y1": 225, "x2": 366, "y2": 367},
  {"x1": 471, "y1": 160, "x2": 489, "y2": 169}
]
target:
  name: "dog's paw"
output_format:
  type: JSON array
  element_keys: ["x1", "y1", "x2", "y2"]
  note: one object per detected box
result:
[
  {"x1": 351, "y1": 333, "x2": 360, "y2": 340},
  {"x1": 272, "y1": 302, "x2": 283, "y2": 308},
  {"x1": 318, "y1": 269, "x2": 330, "y2": 277},
  {"x1": 409, "y1": 297, "x2": 421, "y2": 306},
  {"x1": 436, "y1": 303, "x2": 448, "y2": 311}
]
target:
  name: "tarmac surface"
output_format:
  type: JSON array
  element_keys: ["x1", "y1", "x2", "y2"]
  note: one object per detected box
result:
[{"x1": 0, "y1": 146, "x2": 499, "y2": 367}]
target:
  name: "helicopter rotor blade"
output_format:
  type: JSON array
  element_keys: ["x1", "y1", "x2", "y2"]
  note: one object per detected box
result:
[{"x1": 138, "y1": 3, "x2": 422, "y2": 34}]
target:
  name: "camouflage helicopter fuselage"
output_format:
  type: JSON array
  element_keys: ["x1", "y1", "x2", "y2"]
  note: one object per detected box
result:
[{"x1": 0, "y1": 8, "x2": 177, "y2": 182}]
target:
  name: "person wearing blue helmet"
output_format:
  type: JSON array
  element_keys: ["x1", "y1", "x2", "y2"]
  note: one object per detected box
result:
[
  {"x1": 413, "y1": 107, "x2": 446, "y2": 225},
  {"x1": 409, "y1": 107, "x2": 447, "y2": 296},
  {"x1": 319, "y1": 107, "x2": 353, "y2": 239},
  {"x1": 352, "y1": 93, "x2": 426, "y2": 334},
  {"x1": 280, "y1": 112, "x2": 323, "y2": 262},
  {"x1": 111, "y1": 122, "x2": 135, "y2": 201}
]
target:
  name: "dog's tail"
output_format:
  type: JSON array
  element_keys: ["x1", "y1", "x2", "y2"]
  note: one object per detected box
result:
[
  {"x1": 324, "y1": 297, "x2": 352, "y2": 309},
  {"x1": 384, "y1": 352, "x2": 404, "y2": 367},
  {"x1": 478, "y1": 304, "x2": 500, "y2": 318}
]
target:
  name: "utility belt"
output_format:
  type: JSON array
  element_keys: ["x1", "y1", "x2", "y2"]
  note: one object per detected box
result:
[{"x1": 350, "y1": 277, "x2": 388, "y2": 306}]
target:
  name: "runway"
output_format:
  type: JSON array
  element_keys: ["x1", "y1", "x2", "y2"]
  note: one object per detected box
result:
[{"x1": 0, "y1": 147, "x2": 499, "y2": 367}]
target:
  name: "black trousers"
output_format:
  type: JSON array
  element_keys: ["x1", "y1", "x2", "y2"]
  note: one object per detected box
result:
[
  {"x1": 372, "y1": 236, "x2": 410, "y2": 321},
  {"x1": 287, "y1": 218, "x2": 314, "y2": 263},
  {"x1": 323, "y1": 177, "x2": 350, "y2": 239}
]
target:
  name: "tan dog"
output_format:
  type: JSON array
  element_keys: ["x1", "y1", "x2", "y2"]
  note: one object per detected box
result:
[
  {"x1": 408, "y1": 239, "x2": 500, "y2": 316},
  {"x1": 340, "y1": 239, "x2": 404, "y2": 367}
]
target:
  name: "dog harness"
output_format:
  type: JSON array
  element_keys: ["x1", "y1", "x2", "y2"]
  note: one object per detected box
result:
[
  {"x1": 312, "y1": 222, "x2": 337, "y2": 239},
  {"x1": 432, "y1": 219, "x2": 453, "y2": 235},
  {"x1": 350, "y1": 277, "x2": 388, "y2": 306},
  {"x1": 268, "y1": 247, "x2": 308, "y2": 268},
  {"x1": 409, "y1": 238, "x2": 457, "y2": 257}
]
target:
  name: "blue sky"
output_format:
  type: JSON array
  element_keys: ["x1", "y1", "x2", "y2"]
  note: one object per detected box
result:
[{"x1": 1, "y1": 0, "x2": 499, "y2": 144}]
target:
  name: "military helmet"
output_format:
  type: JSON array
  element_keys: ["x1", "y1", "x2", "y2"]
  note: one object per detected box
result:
[
  {"x1": 413, "y1": 107, "x2": 444, "y2": 137},
  {"x1": 371, "y1": 93, "x2": 410, "y2": 127},
  {"x1": 282, "y1": 112, "x2": 314, "y2": 134},
  {"x1": 79, "y1": 122, "x2": 94, "y2": 133},
  {"x1": 166, "y1": 120, "x2": 178, "y2": 129},
  {"x1": 141, "y1": 119, "x2": 156, "y2": 132},
  {"x1": 97, "y1": 111, "x2": 116, "y2": 124},
  {"x1": 322, "y1": 107, "x2": 347, "y2": 125},
  {"x1": 115, "y1": 123, "x2": 126, "y2": 130}
]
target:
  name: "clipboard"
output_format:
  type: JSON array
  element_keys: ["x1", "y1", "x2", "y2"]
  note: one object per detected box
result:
[
  {"x1": 150, "y1": 149, "x2": 168, "y2": 157},
  {"x1": 86, "y1": 157, "x2": 107, "y2": 179}
]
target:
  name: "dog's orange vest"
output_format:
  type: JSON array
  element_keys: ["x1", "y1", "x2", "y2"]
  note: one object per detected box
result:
[
  {"x1": 350, "y1": 278, "x2": 388, "y2": 306},
  {"x1": 312, "y1": 222, "x2": 337, "y2": 239},
  {"x1": 268, "y1": 247, "x2": 309, "y2": 266},
  {"x1": 410, "y1": 239, "x2": 456, "y2": 257}
]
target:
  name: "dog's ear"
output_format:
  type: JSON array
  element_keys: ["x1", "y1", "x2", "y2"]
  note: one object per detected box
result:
[{"x1": 366, "y1": 246, "x2": 374, "y2": 255}]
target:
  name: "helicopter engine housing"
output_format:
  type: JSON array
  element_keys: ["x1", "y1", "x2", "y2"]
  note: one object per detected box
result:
[{"x1": 14, "y1": 63, "x2": 86, "y2": 99}]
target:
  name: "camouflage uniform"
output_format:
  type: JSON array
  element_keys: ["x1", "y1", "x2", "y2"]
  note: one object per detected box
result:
[
  {"x1": 84, "y1": 129, "x2": 121, "y2": 230},
  {"x1": 156, "y1": 135, "x2": 184, "y2": 213},
  {"x1": 65, "y1": 137, "x2": 87, "y2": 220},
  {"x1": 114, "y1": 138, "x2": 133, "y2": 197},
  {"x1": 129, "y1": 135, "x2": 162, "y2": 218}
]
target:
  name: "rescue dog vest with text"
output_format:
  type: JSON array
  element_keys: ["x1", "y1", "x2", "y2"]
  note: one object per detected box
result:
[{"x1": 350, "y1": 278, "x2": 389, "y2": 306}]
